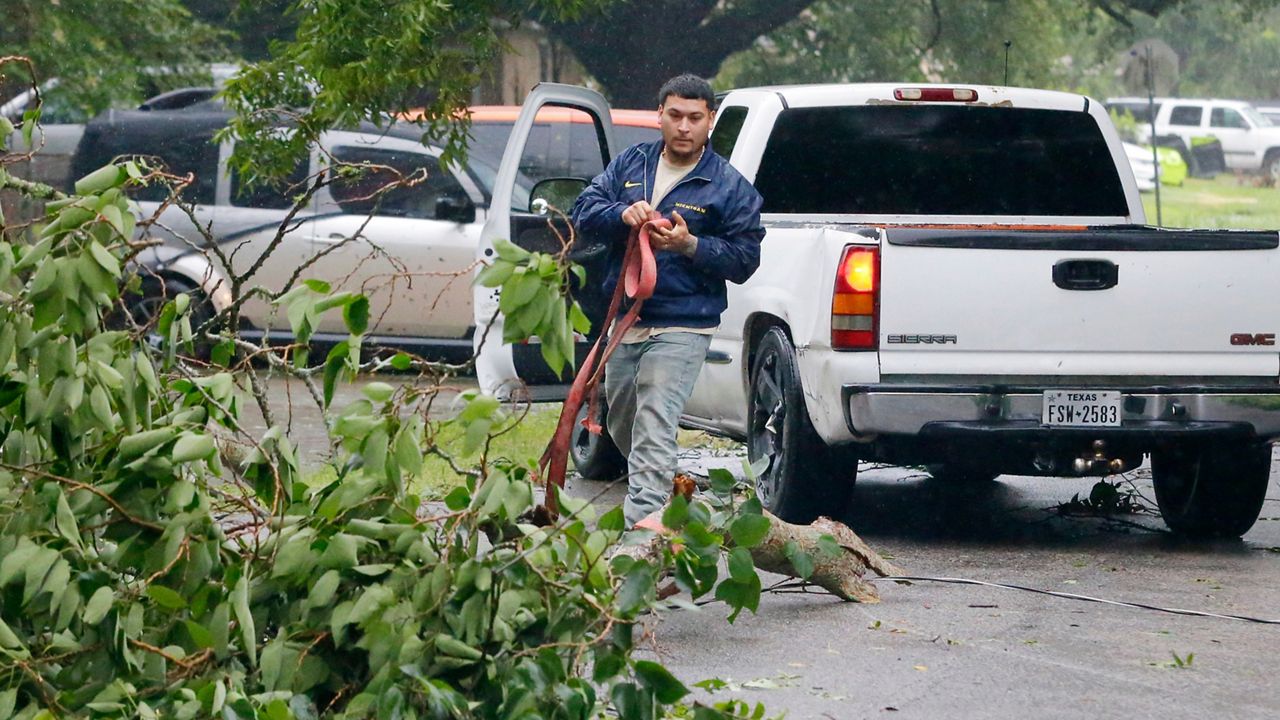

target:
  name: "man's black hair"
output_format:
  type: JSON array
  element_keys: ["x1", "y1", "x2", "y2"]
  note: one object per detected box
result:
[{"x1": 658, "y1": 74, "x2": 717, "y2": 111}]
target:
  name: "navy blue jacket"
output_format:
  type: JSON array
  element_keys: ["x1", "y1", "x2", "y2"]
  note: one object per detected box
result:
[{"x1": 570, "y1": 139, "x2": 764, "y2": 328}]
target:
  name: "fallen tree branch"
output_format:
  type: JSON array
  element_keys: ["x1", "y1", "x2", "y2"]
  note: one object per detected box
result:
[
  {"x1": 749, "y1": 511, "x2": 905, "y2": 603},
  {"x1": 631, "y1": 505, "x2": 905, "y2": 603}
]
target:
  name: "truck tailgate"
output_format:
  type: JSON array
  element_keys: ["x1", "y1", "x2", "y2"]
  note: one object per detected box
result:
[{"x1": 877, "y1": 227, "x2": 1280, "y2": 381}]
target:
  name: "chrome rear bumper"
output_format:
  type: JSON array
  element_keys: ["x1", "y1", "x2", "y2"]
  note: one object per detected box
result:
[{"x1": 842, "y1": 383, "x2": 1280, "y2": 440}]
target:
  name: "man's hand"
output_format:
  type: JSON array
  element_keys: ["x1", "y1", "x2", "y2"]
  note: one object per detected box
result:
[
  {"x1": 621, "y1": 200, "x2": 657, "y2": 228},
  {"x1": 648, "y1": 210, "x2": 698, "y2": 257}
]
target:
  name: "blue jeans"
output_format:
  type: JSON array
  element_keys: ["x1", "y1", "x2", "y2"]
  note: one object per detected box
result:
[{"x1": 604, "y1": 332, "x2": 712, "y2": 527}]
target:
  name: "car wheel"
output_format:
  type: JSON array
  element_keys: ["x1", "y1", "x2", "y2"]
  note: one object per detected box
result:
[
  {"x1": 746, "y1": 326, "x2": 855, "y2": 523},
  {"x1": 924, "y1": 463, "x2": 999, "y2": 484},
  {"x1": 1151, "y1": 442, "x2": 1271, "y2": 538},
  {"x1": 1266, "y1": 151, "x2": 1280, "y2": 184},
  {"x1": 569, "y1": 395, "x2": 627, "y2": 481}
]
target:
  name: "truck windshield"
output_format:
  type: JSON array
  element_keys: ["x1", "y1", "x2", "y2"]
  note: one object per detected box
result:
[{"x1": 754, "y1": 105, "x2": 1129, "y2": 217}]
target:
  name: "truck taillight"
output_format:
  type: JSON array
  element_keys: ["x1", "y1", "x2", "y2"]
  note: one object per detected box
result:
[
  {"x1": 832, "y1": 246, "x2": 878, "y2": 350},
  {"x1": 893, "y1": 87, "x2": 978, "y2": 102}
]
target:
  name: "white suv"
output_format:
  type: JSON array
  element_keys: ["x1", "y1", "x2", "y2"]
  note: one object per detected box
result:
[{"x1": 1153, "y1": 98, "x2": 1280, "y2": 177}]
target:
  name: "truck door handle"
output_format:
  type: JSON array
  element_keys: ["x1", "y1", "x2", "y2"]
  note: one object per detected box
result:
[{"x1": 1053, "y1": 259, "x2": 1118, "y2": 291}]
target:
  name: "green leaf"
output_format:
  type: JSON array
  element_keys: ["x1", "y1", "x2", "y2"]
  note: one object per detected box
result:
[
  {"x1": 714, "y1": 574, "x2": 762, "y2": 623},
  {"x1": 319, "y1": 534, "x2": 359, "y2": 570},
  {"x1": 211, "y1": 602, "x2": 230, "y2": 659},
  {"x1": 147, "y1": 585, "x2": 187, "y2": 610},
  {"x1": 232, "y1": 574, "x2": 256, "y2": 667},
  {"x1": 322, "y1": 341, "x2": 349, "y2": 408},
  {"x1": 634, "y1": 660, "x2": 690, "y2": 704},
  {"x1": 55, "y1": 490, "x2": 82, "y2": 551},
  {"x1": 22, "y1": 548, "x2": 57, "y2": 605},
  {"x1": 475, "y1": 259, "x2": 516, "y2": 288},
  {"x1": 729, "y1": 513, "x2": 771, "y2": 549},
  {"x1": 568, "y1": 300, "x2": 592, "y2": 335},
  {"x1": 389, "y1": 352, "x2": 412, "y2": 370},
  {"x1": 662, "y1": 495, "x2": 689, "y2": 530},
  {"x1": 302, "y1": 278, "x2": 331, "y2": 294},
  {"x1": 183, "y1": 620, "x2": 214, "y2": 649},
  {"x1": 211, "y1": 339, "x2": 235, "y2": 368},
  {"x1": 727, "y1": 547, "x2": 755, "y2": 582},
  {"x1": 461, "y1": 418, "x2": 491, "y2": 456},
  {"x1": 816, "y1": 533, "x2": 842, "y2": 559},
  {"x1": 459, "y1": 393, "x2": 500, "y2": 422},
  {"x1": 171, "y1": 433, "x2": 216, "y2": 463},
  {"x1": 83, "y1": 586, "x2": 115, "y2": 625},
  {"x1": 599, "y1": 506, "x2": 625, "y2": 532},
  {"x1": 362, "y1": 381, "x2": 394, "y2": 404},
  {"x1": 344, "y1": 296, "x2": 370, "y2": 335},
  {"x1": 75, "y1": 164, "x2": 126, "y2": 195},
  {"x1": 492, "y1": 238, "x2": 530, "y2": 263},
  {"x1": 709, "y1": 468, "x2": 737, "y2": 496},
  {"x1": 88, "y1": 240, "x2": 121, "y2": 278},
  {"x1": 783, "y1": 540, "x2": 815, "y2": 580},
  {"x1": 610, "y1": 683, "x2": 644, "y2": 720},
  {"x1": 0, "y1": 616, "x2": 28, "y2": 656},
  {"x1": 616, "y1": 562, "x2": 655, "y2": 616},
  {"x1": 444, "y1": 487, "x2": 470, "y2": 511},
  {"x1": 307, "y1": 569, "x2": 342, "y2": 609}
]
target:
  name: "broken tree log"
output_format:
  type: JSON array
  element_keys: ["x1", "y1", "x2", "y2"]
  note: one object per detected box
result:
[
  {"x1": 749, "y1": 511, "x2": 905, "y2": 602},
  {"x1": 630, "y1": 508, "x2": 905, "y2": 603}
]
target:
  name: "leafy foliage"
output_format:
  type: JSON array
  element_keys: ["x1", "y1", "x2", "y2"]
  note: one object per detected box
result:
[
  {"x1": 218, "y1": 0, "x2": 607, "y2": 185},
  {"x1": 0, "y1": 0, "x2": 229, "y2": 120},
  {"x1": 0, "y1": 73, "x2": 774, "y2": 719}
]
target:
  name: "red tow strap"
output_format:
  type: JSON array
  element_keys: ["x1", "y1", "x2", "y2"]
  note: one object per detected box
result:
[{"x1": 537, "y1": 214, "x2": 670, "y2": 517}]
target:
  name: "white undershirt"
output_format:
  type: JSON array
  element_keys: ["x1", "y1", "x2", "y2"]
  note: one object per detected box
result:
[{"x1": 650, "y1": 150, "x2": 699, "y2": 208}]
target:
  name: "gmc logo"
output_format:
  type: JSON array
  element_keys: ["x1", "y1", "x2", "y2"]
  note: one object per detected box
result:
[{"x1": 1230, "y1": 333, "x2": 1276, "y2": 346}]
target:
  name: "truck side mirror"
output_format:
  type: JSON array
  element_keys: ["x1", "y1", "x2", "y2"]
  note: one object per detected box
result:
[{"x1": 435, "y1": 193, "x2": 476, "y2": 224}]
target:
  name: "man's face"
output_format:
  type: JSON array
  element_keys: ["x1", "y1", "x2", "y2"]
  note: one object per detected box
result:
[{"x1": 659, "y1": 95, "x2": 714, "y2": 163}]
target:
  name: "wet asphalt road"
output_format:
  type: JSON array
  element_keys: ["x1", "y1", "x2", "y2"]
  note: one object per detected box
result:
[
  {"x1": 259, "y1": 378, "x2": 1280, "y2": 719},
  {"x1": 574, "y1": 457, "x2": 1280, "y2": 720}
]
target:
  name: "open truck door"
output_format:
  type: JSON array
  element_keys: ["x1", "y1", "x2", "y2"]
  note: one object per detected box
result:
[{"x1": 473, "y1": 83, "x2": 618, "y2": 400}]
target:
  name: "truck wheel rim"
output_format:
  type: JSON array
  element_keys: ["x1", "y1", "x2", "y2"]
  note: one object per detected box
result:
[{"x1": 749, "y1": 350, "x2": 786, "y2": 504}]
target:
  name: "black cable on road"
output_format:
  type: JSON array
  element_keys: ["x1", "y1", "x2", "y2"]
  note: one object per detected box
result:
[{"x1": 877, "y1": 575, "x2": 1280, "y2": 625}]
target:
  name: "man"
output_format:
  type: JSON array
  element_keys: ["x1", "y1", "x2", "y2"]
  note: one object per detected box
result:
[{"x1": 570, "y1": 74, "x2": 765, "y2": 527}]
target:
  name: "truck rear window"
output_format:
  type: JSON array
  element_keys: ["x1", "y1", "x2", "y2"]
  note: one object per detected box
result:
[{"x1": 754, "y1": 105, "x2": 1129, "y2": 217}]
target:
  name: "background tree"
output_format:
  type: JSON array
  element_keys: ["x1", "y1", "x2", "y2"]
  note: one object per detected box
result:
[
  {"x1": 0, "y1": 0, "x2": 229, "y2": 117},
  {"x1": 714, "y1": 0, "x2": 1122, "y2": 94},
  {"x1": 538, "y1": 0, "x2": 1217, "y2": 106},
  {"x1": 1128, "y1": 3, "x2": 1280, "y2": 99}
]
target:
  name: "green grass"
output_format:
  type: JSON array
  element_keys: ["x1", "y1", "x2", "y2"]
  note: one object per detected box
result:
[
  {"x1": 1142, "y1": 175, "x2": 1280, "y2": 230},
  {"x1": 302, "y1": 405, "x2": 564, "y2": 499}
]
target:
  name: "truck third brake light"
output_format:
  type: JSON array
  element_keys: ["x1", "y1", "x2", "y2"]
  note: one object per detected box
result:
[
  {"x1": 832, "y1": 246, "x2": 878, "y2": 350},
  {"x1": 894, "y1": 87, "x2": 978, "y2": 102}
]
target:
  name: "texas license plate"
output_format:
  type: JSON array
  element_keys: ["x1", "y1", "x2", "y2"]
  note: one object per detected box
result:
[{"x1": 1042, "y1": 390, "x2": 1122, "y2": 427}]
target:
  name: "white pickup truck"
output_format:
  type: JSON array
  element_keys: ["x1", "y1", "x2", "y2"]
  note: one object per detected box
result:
[{"x1": 477, "y1": 83, "x2": 1280, "y2": 539}]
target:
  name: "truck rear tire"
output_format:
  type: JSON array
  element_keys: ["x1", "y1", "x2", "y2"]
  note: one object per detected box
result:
[
  {"x1": 569, "y1": 396, "x2": 627, "y2": 481},
  {"x1": 747, "y1": 327, "x2": 855, "y2": 523},
  {"x1": 1151, "y1": 442, "x2": 1271, "y2": 538}
]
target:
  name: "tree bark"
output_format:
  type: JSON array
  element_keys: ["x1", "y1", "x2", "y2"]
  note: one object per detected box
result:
[
  {"x1": 749, "y1": 511, "x2": 904, "y2": 602},
  {"x1": 629, "y1": 509, "x2": 905, "y2": 603}
]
